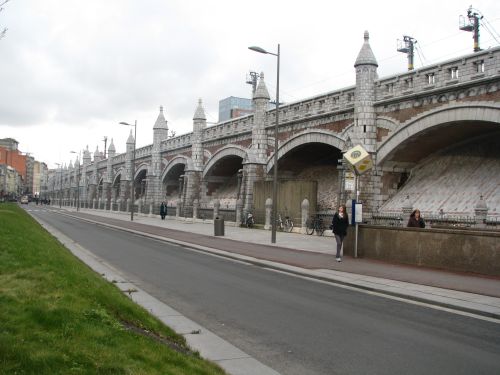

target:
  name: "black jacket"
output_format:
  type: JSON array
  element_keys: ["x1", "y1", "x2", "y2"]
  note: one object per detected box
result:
[
  {"x1": 332, "y1": 213, "x2": 349, "y2": 236},
  {"x1": 407, "y1": 217, "x2": 425, "y2": 228},
  {"x1": 160, "y1": 203, "x2": 167, "y2": 215}
]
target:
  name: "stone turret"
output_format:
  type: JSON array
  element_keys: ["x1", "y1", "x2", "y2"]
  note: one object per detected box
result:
[
  {"x1": 105, "y1": 139, "x2": 115, "y2": 184},
  {"x1": 178, "y1": 99, "x2": 207, "y2": 217},
  {"x1": 240, "y1": 72, "x2": 271, "y2": 216},
  {"x1": 126, "y1": 130, "x2": 135, "y2": 155},
  {"x1": 353, "y1": 31, "x2": 379, "y2": 213},
  {"x1": 148, "y1": 107, "x2": 169, "y2": 207},
  {"x1": 121, "y1": 130, "x2": 135, "y2": 204},
  {"x1": 354, "y1": 31, "x2": 378, "y2": 153},
  {"x1": 73, "y1": 157, "x2": 79, "y2": 193},
  {"x1": 82, "y1": 145, "x2": 91, "y2": 166},
  {"x1": 251, "y1": 72, "x2": 270, "y2": 163},
  {"x1": 192, "y1": 98, "x2": 206, "y2": 171},
  {"x1": 80, "y1": 146, "x2": 91, "y2": 204},
  {"x1": 94, "y1": 146, "x2": 102, "y2": 163},
  {"x1": 107, "y1": 138, "x2": 116, "y2": 158},
  {"x1": 153, "y1": 106, "x2": 168, "y2": 148},
  {"x1": 103, "y1": 139, "x2": 115, "y2": 208},
  {"x1": 88, "y1": 146, "x2": 101, "y2": 204}
]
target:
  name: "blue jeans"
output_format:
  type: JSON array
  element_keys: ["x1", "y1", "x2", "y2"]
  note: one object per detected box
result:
[{"x1": 335, "y1": 234, "x2": 345, "y2": 258}]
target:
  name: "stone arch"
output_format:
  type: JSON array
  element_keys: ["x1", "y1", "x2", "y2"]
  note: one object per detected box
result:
[
  {"x1": 376, "y1": 116, "x2": 398, "y2": 132},
  {"x1": 266, "y1": 130, "x2": 346, "y2": 173},
  {"x1": 377, "y1": 102, "x2": 500, "y2": 164},
  {"x1": 203, "y1": 145, "x2": 248, "y2": 179},
  {"x1": 112, "y1": 168, "x2": 125, "y2": 186},
  {"x1": 134, "y1": 163, "x2": 149, "y2": 180},
  {"x1": 340, "y1": 122, "x2": 356, "y2": 139},
  {"x1": 203, "y1": 149, "x2": 212, "y2": 159},
  {"x1": 161, "y1": 156, "x2": 191, "y2": 182}
]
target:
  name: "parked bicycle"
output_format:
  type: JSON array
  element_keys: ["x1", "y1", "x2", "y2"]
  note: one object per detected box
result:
[
  {"x1": 277, "y1": 214, "x2": 294, "y2": 232},
  {"x1": 306, "y1": 214, "x2": 325, "y2": 236}
]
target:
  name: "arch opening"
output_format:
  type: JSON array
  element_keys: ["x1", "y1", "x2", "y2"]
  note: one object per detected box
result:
[
  {"x1": 204, "y1": 155, "x2": 244, "y2": 209},
  {"x1": 379, "y1": 120, "x2": 500, "y2": 217},
  {"x1": 162, "y1": 163, "x2": 186, "y2": 205}
]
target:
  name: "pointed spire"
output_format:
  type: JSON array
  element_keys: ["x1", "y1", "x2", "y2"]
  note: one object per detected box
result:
[
  {"x1": 253, "y1": 72, "x2": 270, "y2": 100},
  {"x1": 354, "y1": 31, "x2": 378, "y2": 67},
  {"x1": 153, "y1": 105, "x2": 168, "y2": 129},
  {"x1": 83, "y1": 145, "x2": 91, "y2": 160},
  {"x1": 127, "y1": 129, "x2": 135, "y2": 144},
  {"x1": 108, "y1": 138, "x2": 116, "y2": 153},
  {"x1": 193, "y1": 98, "x2": 206, "y2": 120}
]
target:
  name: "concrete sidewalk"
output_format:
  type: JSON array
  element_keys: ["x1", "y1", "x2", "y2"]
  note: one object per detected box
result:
[{"x1": 48, "y1": 207, "x2": 500, "y2": 321}]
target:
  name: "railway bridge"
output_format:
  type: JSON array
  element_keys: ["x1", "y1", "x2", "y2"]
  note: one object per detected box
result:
[{"x1": 46, "y1": 32, "x2": 500, "y2": 222}]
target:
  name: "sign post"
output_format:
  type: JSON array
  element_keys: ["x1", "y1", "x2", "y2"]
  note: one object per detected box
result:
[{"x1": 343, "y1": 145, "x2": 373, "y2": 259}]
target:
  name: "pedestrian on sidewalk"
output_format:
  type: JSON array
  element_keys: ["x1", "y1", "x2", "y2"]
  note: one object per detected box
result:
[
  {"x1": 407, "y1": 209, "x2": 425, "y2": 228},
  {"x1": 160, "y1": 201, "x2": 167, "y2": 220},
  {"x1": 331, "y1": 204, "x2": 349, "y2": 262}
]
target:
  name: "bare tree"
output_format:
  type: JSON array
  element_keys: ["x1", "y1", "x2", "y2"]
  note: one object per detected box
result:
[{"x1": 0, "y1": 0, "x2": 10, "y2": 40}]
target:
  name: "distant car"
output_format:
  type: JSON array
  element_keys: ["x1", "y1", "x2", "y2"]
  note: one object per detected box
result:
[{"x1": 20, "y1": 196, "x2": 29, "y2": 204}]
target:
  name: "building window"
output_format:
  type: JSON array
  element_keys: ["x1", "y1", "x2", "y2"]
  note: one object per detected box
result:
[
  {"x1": 386, "y1": 83, "x2": 394, "y2": 93},
  {"x1": 449, "y1": 67, "x2": 459, "y2": 79},
  {"x1": 475, "y1": 60, "x2": 485, "y2": 73},
  {"x1": 426, "y1": 73, "x2": 435, "y2": 85}
]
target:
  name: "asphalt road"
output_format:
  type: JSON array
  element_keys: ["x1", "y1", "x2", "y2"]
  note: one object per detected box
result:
[{"x1": 29, "y1": 208, "x2": 500, "y2": 375}]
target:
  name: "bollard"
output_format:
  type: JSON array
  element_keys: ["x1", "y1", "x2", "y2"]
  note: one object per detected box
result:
[{"x1": 301, "y1": 198, "x2": 310, "y2": 234}]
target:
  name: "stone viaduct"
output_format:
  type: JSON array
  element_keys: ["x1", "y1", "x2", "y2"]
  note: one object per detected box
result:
[{"x1": 45, "y1": 32, "x2": 500, "y2": 222}]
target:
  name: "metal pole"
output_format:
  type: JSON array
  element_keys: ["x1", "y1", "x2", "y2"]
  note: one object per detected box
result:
[
  {"x1": 131, "y1": 120, "x2": 137, "y2": 221},
  {"x1": 408, "y1": 39, "x2": 414, "y2": 71},
  {"x1": 473, "y1": 13, "x2": 480, "y2": 52},
  {"x1": 354, "y1": 173, "x2": 359, "y2": 258},
  {"x1": 271, "y1": 43, "x2": 280, "y2": 244}
]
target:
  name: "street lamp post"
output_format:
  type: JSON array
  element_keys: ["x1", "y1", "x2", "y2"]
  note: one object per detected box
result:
[
  {"x1": 70, "y1": 150, "x2": 81, "y2": 211},
  {"x1": 249, "y1": 44, "x2": 280, "y2": 244},
  {"x1": 119, "y1": 120, "x2": 137, "y2": 221}
]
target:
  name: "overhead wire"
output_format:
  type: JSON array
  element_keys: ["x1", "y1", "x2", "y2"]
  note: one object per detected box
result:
[{"x1": 480, "y1": 17, "x2": 500, "y2": 44}]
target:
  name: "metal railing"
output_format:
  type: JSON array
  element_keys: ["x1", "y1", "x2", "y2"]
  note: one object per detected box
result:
[{"x1": 368, "y1": 213, "x2": 500, "y2": 230}]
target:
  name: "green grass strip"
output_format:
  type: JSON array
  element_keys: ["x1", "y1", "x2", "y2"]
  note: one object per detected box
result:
[{"x1": 0, "y1": 204, "x2": 226, "y2": 374}]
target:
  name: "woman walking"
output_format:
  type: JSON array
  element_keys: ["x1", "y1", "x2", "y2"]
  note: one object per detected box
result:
[
  {"x1": 160, "y1": 201, "x2": 167, "y2": 220},
  {"x1": 331, "y1": 204, "x2": 349, "y2": 262}
]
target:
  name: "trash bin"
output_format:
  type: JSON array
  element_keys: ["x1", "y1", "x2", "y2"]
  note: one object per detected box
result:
[{"x1": 214, "y1": 216, "x2": 225, "y2": 236}]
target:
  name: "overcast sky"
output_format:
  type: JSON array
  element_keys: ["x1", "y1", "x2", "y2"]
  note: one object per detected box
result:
[{"x1": 1, "y1": 0, "x2": 499, "y2": 169}]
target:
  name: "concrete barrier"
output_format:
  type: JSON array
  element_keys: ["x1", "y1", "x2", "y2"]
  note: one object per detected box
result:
[{"x1": 344, "y1": 225, "x2": 500, "y2": 276}]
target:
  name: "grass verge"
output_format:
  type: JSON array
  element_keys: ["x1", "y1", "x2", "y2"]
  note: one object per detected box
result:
[{"x1": 0, "y1": 203, "x2": 226, "y2": 374}]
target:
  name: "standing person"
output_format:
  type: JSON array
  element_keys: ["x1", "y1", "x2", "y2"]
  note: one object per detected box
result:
[
  {"x1": 331, "y1": 204, "x2": 349, "y2": 262},
  {"x1": 407, "y1": 209, "x2": 425, "y2": 228},
  {"x1": 160, "y1": 201, "x2": 167, "y2": 220}
]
